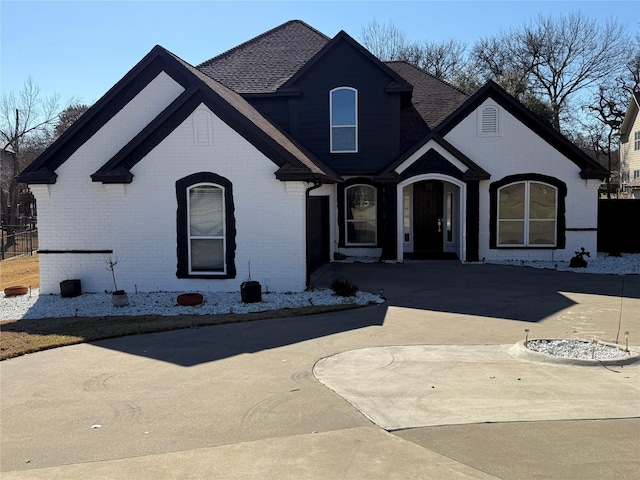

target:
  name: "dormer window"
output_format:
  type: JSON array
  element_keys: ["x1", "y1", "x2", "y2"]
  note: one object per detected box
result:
[
  {"x1": 330, "y1": 87, "x2": 357, "y2": 152},
  {"x1": 478, "y1": 105, "x2": 499, "y2": 137}
]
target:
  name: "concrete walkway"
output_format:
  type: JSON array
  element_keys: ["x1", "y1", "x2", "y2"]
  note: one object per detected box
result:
[{"x1": 2, "y1": 261, "x2": 639, "y2": 479}]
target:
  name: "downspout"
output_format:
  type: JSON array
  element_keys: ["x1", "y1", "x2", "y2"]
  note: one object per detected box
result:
[{"x1": 305, "y1": 177, "x2": 324, "y2": 287}]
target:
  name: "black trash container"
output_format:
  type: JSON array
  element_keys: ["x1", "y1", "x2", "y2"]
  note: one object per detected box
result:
[
  {"x1": 60, "y1": 279, "x2": 82, "y2": 298},
  {"x1": 241, "y1": 281, "x2": 262, "y2": 303}
]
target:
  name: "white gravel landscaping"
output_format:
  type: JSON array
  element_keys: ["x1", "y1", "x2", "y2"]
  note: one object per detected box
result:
[
  {"x1": 486, "y1": 252, "x2": 640, "y2": 275},
  {"x1": 1, "y1": 253, "x2": 637, "y2": 322},
  {"x1": 1, "y1": 289, "x2": 384, "y2": 321},
  {"x1": 525, "y1": 339, "x2": 629, "y2": 360}
]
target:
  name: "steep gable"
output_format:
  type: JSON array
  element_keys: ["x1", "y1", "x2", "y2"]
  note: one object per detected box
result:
[
  {"x1": 279, "y1": 30, "x2": 412, "y2": 96},
  {"x1": 19, "y1": 45, "x2": 339, "y2": 185},
  {"x1": 436, "y1": 81, "x2": 608, "y2": 180},
  {"x1": 377, "y1": 131, "x2": 490, "y2": 181},
  {"x1": 17, "y1": 46, "x2": 193, "y2": 184}
]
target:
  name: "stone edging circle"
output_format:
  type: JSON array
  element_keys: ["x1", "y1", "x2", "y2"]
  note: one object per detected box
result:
[{"x1": 507, "y1": 339, "x2": 640, "y2": 366}]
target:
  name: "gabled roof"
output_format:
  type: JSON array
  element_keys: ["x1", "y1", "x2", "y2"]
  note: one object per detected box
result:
[
  {"x1": 17, "y1": 46, "x2": 194, "y2": 184},
  {"x1": 620, "y1": 91, "x2": 640, "y2": 140},
  {"x1": 19, "y1": 45, "x2": 340, "y2": 185},
  {"x1": 279, "y1": 30, "x2": 412, "y2": 96},
  {"x1": 436, "y1": 81, "x2": 608, "y2": 180},
  {"x1": 377, "y1": 131, "x2": 490, "y2": 182},
  {"x1": 197, "y1": 20, "x2": 330, "y2": 94}
]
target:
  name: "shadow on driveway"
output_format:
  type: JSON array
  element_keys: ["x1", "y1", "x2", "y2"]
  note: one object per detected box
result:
[
  {"x1": 6, "y1": 261, "x2": 637, "y2": 366},
  {"x1": 312, "y1": 261, "x2": 638, "y2": 323}
]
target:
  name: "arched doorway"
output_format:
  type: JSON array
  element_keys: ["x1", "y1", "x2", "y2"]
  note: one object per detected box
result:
[{"x1": 397, "y1": 175, "x2": 466, "y2": 261}]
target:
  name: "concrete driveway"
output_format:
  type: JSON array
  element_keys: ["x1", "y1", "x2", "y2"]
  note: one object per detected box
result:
[{"x1": 1, "y1": 261, "x2": 639, "y2": 479}]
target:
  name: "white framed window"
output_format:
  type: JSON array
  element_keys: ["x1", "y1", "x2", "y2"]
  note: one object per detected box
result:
[
  {"x1": 345, "y1": 184, "x2": 376, "y2": 245},
  {"x1": 478, "y1": 105, "x2": 499, "y2": 136},
  {"x1": 497, "y1": 181, "x2": 557, "y2": 247},
  {"x1": 635, "y1": 131, "x2": 640, "y2": 151},
  {"x1": 187, "y1": 183, "x2": 226, "y2": 274},
  {"x1": 330, "y1": 87, "x2": 357, "y2": 152}
]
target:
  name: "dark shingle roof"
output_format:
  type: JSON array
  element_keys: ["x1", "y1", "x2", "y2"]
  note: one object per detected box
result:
[
  {"x1": 198, "y1": 20, "x2": 330, "y2": 94},
  {"x1": 384, "y1": 61, "x2": 468, "y2": 154},
  {"x1": 385, "y1": 61, "x2": 468, "y2": 130}
]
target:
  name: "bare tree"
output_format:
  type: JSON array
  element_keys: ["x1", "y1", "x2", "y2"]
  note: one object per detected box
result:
[
  {"x1": 583, "y1": 34, "x2": 640, "y2": 197},
  {"x1": 400, "y1": 39, "x2": 468, "y2": 83},
  {"x1": 511, "y1": 13, "x2": 628, "y2": 131},
  {"x1": 360, "y1": 19, "x2": 408, "y2": 61},
  {"x1": 0, "y1": 78, "x2": 63, "y2": 237}
]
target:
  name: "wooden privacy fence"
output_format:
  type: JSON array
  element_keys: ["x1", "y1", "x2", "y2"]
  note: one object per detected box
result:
[{"x1": 597, "y1": 199, "x2": 640, "y2": 253}]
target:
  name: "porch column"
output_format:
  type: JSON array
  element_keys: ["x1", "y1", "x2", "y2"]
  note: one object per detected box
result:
[
  {"x1": 381, "y1": 182, "x2": 398, "y2": 260},
  {"x1": 465, "y1": 180, "x2": 480, "y2": 262}
]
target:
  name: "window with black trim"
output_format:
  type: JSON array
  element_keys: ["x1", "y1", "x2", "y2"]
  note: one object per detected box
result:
[
  {"x1": 490, "y1": 174, "x2": 566, "y2": 249},
  {"x1": 634, "y1": 131, "x2": 640, "y2": 151},
  {"x1": 497, "y1": 181, "x2": 557, "y2": 246},
  {"x1": 176, "y1": 173, "x2": 236, "y2": 279},
  {"x1": 345, "y1": 184, "x2": 376, "y2": 245},
  {"x1": 330, "y1": 87, "x2": 357, "y2": 152}
]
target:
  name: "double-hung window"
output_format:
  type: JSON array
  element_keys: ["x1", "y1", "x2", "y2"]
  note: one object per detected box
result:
[
  {"x1": 345, "y1": 184, "x2": 376, "y2": 245},
  {"x1": 176, "y1": 172, "x2": 236, "y2": 279},
  {"x1": 634, "y1": 131, "x2": 640, "y2": 151},
  {"x1": 330, "y1": 87, "x2": 357, "y2": 152},
  {"x1": 497, "y1": 181, "x2": 557, "y2": 247},
  {"x1": 188, "y1": 184, "x2": 225, "y2": 273}
]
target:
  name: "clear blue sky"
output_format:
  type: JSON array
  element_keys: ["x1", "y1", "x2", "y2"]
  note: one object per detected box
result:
[{"x1": 1, "y1": 0, "x2": 638, "y2": 106}]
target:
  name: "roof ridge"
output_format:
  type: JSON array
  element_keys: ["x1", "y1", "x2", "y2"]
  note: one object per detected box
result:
[{"x1": 197, "y1": 20, "x2": 330, "y2": 68}]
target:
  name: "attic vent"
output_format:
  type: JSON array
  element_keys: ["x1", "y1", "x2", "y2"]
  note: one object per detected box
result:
[
  {"x1": 479, "y1": 106, "x2": 499, "y2": 136},
  {"x1": 193, "y1": 109, "x2": 212, "y2": 145}
]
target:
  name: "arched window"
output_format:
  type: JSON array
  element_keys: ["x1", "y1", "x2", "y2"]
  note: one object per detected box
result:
[
  {"x1": 345, "y1": 184, "x2": 376, "y2": 245},
  {"x1": 330, "y1": 87, "x2": 357, "y2": 152},
  {"x1": 497, "y1": 181, "x2": 558, "y2": 247},
  {"x1": 176, "y1": 173, "x2": 236, "y2": 278}
]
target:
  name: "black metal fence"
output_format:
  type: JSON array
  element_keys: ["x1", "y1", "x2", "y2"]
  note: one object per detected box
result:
[
  {"x1": 598, "y1": 199, "x2": 640, "y2": 253},
  {"x1": 0, "y1": 226, "x2": 38, "y2": 260}
]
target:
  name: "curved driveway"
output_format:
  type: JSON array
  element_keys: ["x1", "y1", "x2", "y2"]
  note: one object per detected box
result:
[{"x1": 2, "y1": 261, "x2": 639, "y2": 479}]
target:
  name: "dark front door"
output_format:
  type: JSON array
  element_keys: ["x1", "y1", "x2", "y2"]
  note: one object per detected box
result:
[
  {"x1": 307, "y1": 196, "x2": 330, "y2": 274},
  {"x1": 414, "y1": 180, "x2": 444, "y2": 253}
]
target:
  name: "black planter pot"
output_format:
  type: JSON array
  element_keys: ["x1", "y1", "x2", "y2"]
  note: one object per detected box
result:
[
  {"x1": 60, "y1": 279, "x2": 81, "y2": 298},
  {"x1": 241, "y1": 281, "x2": 262, "y2": 303}
]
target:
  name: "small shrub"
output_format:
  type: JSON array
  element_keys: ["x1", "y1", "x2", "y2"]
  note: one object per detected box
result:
[
  {"x1": 330, "y1": 277, "x2": 358, "y2": 297},
  {"x1": 569, "y1": 247, "x2": 590, "y2": 268}
]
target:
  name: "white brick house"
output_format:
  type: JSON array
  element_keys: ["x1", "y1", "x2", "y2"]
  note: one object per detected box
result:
[{"x1": 19, "y1": 21, "x2": 607, "y2": 294}]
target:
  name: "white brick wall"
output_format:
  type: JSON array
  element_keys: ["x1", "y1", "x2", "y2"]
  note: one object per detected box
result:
[
  {"x1": 445, "y1": 99, "x2": 600, "y2": 262},
  {"x1": 34, "y1": 80, "x2": 307, "y2": 294}
]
